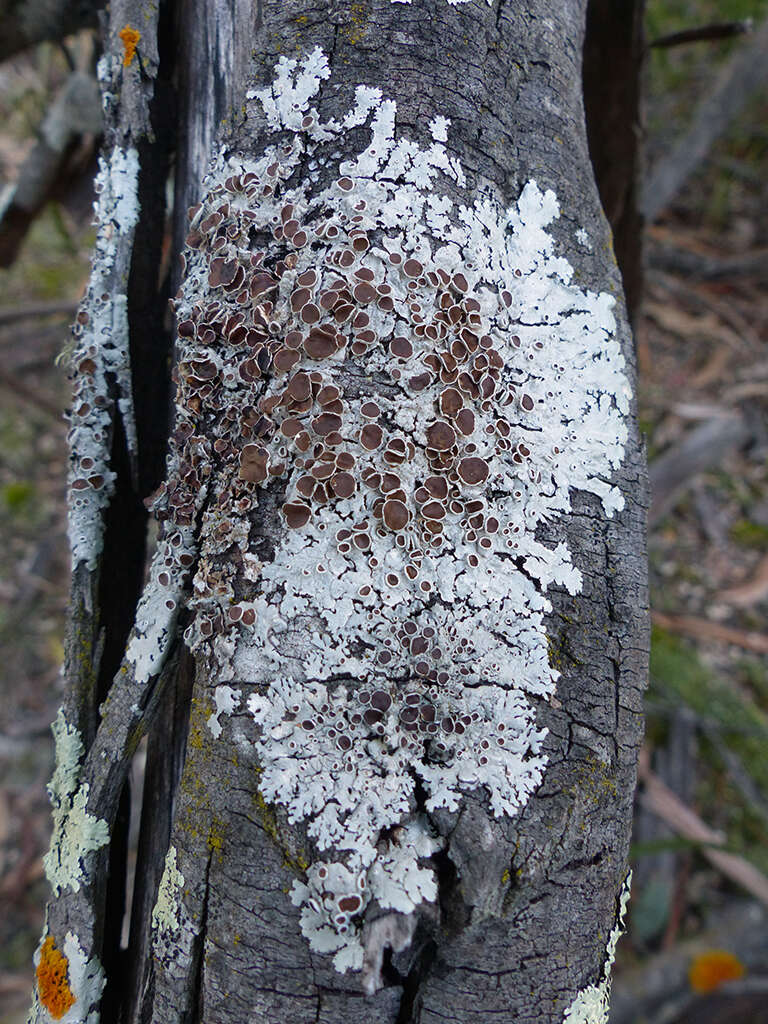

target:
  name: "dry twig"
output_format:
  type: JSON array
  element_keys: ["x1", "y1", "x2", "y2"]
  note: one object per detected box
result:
[
  {"x1": 652, "y1": 611, "x2": 768, "y2": 656},
  {"x1": 643, "y1": 16, "x2": 768, "y2": 221},
  {"x1": 649, "y1": 20, "x2": 752, "y2": 49},
  {"x1": 638, "y1": 749, "x2": 768, "y2": 906}
]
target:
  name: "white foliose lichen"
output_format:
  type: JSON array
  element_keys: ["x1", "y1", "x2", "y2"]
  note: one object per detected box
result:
[
  {"x1": 125, "y1": 524, "x2": 198, "y2": 683},
  {"x1": 562, "y1": 871, "x2": 632, "y2": 1024},
  {"x1": 165, "y1": 48, "x2": 630, "y2": 975},
  {"x1": 575, "y1": 227, "x2": 591, "y2": 249},
  {"x1": 207, "y1": 684, "x2": 242, "y2": 738},
  {"x1": 67, "y1": 141, "x2": 140, "y2": 570},
  {"x1": 42, "y1": 710, "x2": 109, "y2": 896}
]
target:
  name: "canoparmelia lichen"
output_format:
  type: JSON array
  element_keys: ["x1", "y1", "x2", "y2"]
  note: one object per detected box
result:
[
  {"x1": 562, "y1": 872, "x2": 632, "y2": 1024},
  {"x1": 152, "y1": 845, "x2": 185, "y2": 934},
  {"x1": 163, "y1": 48, "x2": 629, "y2": 976},
  {"x1": 150, "y1": 844, "x2": 196, "y2": 968},
  {"x1": 125, "y1": 523, "x2": 198, "y2": 684},
  {"x1": 30, "y1": 931, "x2": 105, "y2": 1024},
  {"x1": 42, "y1": 710, "x2": 109, "y2": 896}
]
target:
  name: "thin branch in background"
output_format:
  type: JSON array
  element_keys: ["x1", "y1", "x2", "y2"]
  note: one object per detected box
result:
[
  {"x1": 637, "y1": 750, "x2": 768, "y2": 907},
  {"x1": 0, "y1": 71, "x2": 101, "y2": 268},
  {"x1": 647, "y1": 241, "x2": 768, "y2": 282},
  {"x1": 651, "y1": 611, "x2": 768, "y2": 656},
  {"x1": 0, "y1": 366, "x2": 62, "y2": 419},
  {"x1": 649, "y1": 20, "x2": 752, "y2": 49},
  {"x1": 0, "y1": 300, "x2": 78, "y2": 327},
  {"x1": 701, "y1": 724, "x2": 768, "y2": 829},
  {"x1": 0, "y1": 0, "x2": 104, "y2": 64},
  {"x1": 648, "y1": 413, "x2": 753, "y2": 528},
  {"x1": 643, "y1": 16, "x2": 768, "y2": 221}
]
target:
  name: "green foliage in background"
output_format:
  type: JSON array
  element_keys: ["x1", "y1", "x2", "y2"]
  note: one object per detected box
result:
[{"x1": 649, "y1": 626, "x2": 768, "y2": 872}]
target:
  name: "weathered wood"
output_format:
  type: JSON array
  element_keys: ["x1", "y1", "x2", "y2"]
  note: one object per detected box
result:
[
  {"x1": 29, "y1": 3, "x2": 174, "y2": 1022},
  {"x1": 33, "y1": 3, "x2": 648, "y2": 1023}
]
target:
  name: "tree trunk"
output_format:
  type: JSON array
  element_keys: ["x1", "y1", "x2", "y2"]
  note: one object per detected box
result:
[{"x1": 30, "y1": 3, "x2": 648, "y2": 1023}]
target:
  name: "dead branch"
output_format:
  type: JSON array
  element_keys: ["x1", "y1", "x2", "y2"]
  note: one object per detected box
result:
[
  {"x1": 651, "y1": 610, "x2": 768, "y2": 656},
  {"x1": 648, "y1": 240, "x2": 768, "y2": 281},
  {"x1": 643, "y1": 15, "x2": 768, "y2": 221},
  {"x1": 0, "y1": 300, "x2": 78, "y2": 326},
  {"x1": 649, "y1": 20, "x2": 752, "y2": 49},
  {"x1": 649, "y1": 413, "x2": 753, "y2": 528},
  {"x1": 0, "y1": 70, "x2": 101, "y2": 267},
  {"x1": 638, "y1": 750, "x2": 768, "y2": 906}
]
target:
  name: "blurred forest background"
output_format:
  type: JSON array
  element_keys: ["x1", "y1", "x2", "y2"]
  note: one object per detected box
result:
[{"x1": 1, "y1": 3, "x2": 768, "y2": 1022}]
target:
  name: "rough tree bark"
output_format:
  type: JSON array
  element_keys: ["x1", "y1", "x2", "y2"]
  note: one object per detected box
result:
[{"x1": 30, "y1": 3, "x2": 648, "y2": 1023}]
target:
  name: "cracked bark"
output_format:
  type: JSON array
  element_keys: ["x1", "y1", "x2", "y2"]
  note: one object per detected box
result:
[{"x1": 41, "y1": 2, "x2": 647, "y2": 1023}]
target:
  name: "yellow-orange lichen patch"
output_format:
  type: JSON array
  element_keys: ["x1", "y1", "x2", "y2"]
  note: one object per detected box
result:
[
  {"x1": 688, "y1": 949, "x2": 745, "y2": 993},
  {"x1": 118, "y1": 25, "x2": 141, "y2": 67},
  {"x1": 36, "y1": 935, "x2": 76, "y2": 1019}
]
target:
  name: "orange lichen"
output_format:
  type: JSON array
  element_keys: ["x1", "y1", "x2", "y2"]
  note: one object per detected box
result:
[
  {"x1": 36, "y1": 935, "x2": 76, "y2": 1019},
  {"x1": 118, "y1": 25, "x2": 141, "y2": 67},
  {"x1": 688, "y1": 949, "x2": 745, "y2": 993}
]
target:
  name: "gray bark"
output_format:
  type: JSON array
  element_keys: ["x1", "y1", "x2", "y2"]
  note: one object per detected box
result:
[{"x1": 34, "y1": 3, "x2": 648, "y2": 1023}]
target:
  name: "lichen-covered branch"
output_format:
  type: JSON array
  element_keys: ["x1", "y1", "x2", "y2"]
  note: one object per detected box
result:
[
  {"x1": 36, "y1": 2, "x2": 648, "y2": 1022},
  {"x1": 156, "y1": 48, "x2": 628, "y2": 978},
  {"x1": 30, "y1": 3, "x2": 175, "y2": 1023},
  {"x1": 141, "y1": 1, "x2": 646, "y2": 1018}
]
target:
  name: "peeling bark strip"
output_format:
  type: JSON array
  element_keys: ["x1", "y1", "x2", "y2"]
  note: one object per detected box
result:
[{"x1": 161, "y1": 46, "x2": 629, "y2": 982}]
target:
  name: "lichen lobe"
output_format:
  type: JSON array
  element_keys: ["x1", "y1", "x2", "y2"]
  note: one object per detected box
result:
[{"x1": 42, "y1": 710, "x2": 109, "y2": 896}]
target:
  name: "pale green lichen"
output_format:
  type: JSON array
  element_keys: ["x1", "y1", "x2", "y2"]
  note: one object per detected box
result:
[
  {"x1": 562, "y1": 871, "x2": 632, "y2": 1023},
  {"x1": 151, "y1": 844, "x2": 196, "y2": 969},
  {"x1": 42, "y1": 709, "x2": 109, "y2": 896},
  {"x1": 151, "y1": 844, "x2": 185, "y2": 935}
]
